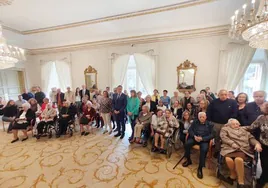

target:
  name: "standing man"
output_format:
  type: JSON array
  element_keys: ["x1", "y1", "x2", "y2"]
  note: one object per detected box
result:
[
  {"x1": 35, "y1": 86, "x2": 46, "y2": 106},
  {"x1": 112, "y1": 85, "x2": 127, "y2": 139},
  {"x1": 79, "y1": 85, "x2": 90, "y2": 101},
  {"x1": 64, "y1": 87, "x2": 75, "y2": 104},
  {"x1": 205, "y1": 87, "x2": 216, "y2": 100},
  {"x1": 56, "y1": 89, "x2": 65, "y2": 111},
  {"x1": 207, "y1": 89, "x2": 237, "y2": 158}
]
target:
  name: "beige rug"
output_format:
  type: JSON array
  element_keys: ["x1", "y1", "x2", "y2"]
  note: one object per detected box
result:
[{"x1": 0, "y1": 125, "x2": 263, "y2": 188}]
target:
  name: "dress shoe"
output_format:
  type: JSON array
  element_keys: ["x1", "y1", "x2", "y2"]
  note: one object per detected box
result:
[
  {"x1": 21, "y1": 137, "x2": 28, "y2": 142},
  {"x1": 84, "y1": 132, "x2": 89, "y2": 136},
  {"x1": 114, "y1": 133, "x2": 121, "y2": 137},
  {"x1": 120, "y1": 133, "x2": 125, "y2": 139},
  {"x1": 182, "y1": 159, "x2": 192, "y2": 167},
  {"x1": 225, "y1": 177, "x2": 234, "y2": 185},
  {"x1": 81, "y1": 131, "x2": 85, "y2": 136},
  {"x1": 11, "y1": 138, "x2": 19, "y2": 143},
  {"x1": 197, "y1": 168, "x2": 203, "y2": 179}
]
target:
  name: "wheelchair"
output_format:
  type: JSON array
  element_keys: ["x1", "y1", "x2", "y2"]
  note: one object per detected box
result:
[
  {"x1": 66, "y1": 116, "x2": 76, "y2": 137},
  {"x1": 151, "y1": 128, "x2": 183, "y2": 159},
  {"x1": 216, "y1": 151, "x2": 259, "y2": 188},
  {"x1": 36, "y1": 116, "x2": 58, "y2": 139}
]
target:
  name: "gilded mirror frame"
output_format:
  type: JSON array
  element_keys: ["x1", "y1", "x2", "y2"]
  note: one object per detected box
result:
[
  {"x1": 84, "y1": 66, "x2": 98, "y2": 90},
  {"x1": 177, "y1": 60, "x2": 197, "y2": 93}
]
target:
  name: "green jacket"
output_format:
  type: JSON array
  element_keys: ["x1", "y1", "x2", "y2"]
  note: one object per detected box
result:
[{"x1": 127, "y1": 97, "x2": 140, "y2": 120}]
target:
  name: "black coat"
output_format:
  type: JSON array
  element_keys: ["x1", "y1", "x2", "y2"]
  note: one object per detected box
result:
[
  {"x1": 3, "y1": 105, "x2": 18, "y2": 117},
  {"x1": 79, "y1": 89, "x2": 90, "y2": 101},
  {"x1": 16, "y1": 109, "x2": 36, "y2": 125},
  {"x1": 56, "y1": 92, "x2": 65, "y2": 104},
  {"x1": 35, "y1": 92, "x2": 46, "y2": 105},
  {"x1": 171, "y1": 107, "x2": 183, "y2": 120}
]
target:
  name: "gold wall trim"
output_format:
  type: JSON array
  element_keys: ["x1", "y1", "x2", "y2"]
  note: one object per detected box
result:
[
  {"x1": 27, "y1": 25, "x2": 229, "y2": 55},
  {"x1": 3, "y1": 0, "x2": 215, "y2": 35}
]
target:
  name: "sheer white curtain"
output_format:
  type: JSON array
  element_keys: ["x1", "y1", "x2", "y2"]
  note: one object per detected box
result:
[
  {"x1": 217, "y1": 44, "x2": 256, "y2": 91},
  {"x1": 112, "y1": 54, "x2": 130, "y2": 88},
  {"x1": 54, "y1": 60, "x2": 72, "y2": 92},
  {"x1": 41, "y1": 61, "x2": 54, "y2": 94},
  {"x1": 134, "y1": 53, "x2": 156, "y2": 95}
]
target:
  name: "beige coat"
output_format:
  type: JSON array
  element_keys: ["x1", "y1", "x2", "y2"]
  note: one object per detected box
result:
[
  {"x1": 220, "y1": 126, "x2": 259, "y2": 158},
  {"x1": 41, "y1": 108, "x2": 57, "y2": 121}
]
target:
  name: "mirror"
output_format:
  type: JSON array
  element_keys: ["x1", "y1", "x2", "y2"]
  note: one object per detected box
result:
[
  {"x1": 84, "y1": 66, "x2": 98, "y2": 90},
  {"x1": 177, "y1": 60, "x2": 197, "y2": 93}
]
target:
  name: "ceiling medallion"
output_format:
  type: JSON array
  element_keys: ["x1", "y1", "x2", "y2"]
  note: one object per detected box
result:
[
  {"x1": 0, "y1": 0, "x2": 13, "y2": 6},
  {"x1": 229, "y1": 0, "x2": 268, "y2": 49}
]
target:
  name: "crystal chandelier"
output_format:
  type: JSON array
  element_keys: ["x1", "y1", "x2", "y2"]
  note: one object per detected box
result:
[
  {"x1": 229, "y1": 0, "x2": 268, "y2": 49},
  {"x1": 0, "y1": 24, "x2": 25, "y2": 69}
]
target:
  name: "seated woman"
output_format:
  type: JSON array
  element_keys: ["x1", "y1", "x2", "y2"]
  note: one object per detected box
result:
[
  {"x1": 194, "y1": 99, "x2": 208, "y2": 119},
  {"x1": 2, "y1": 100, "x2": 18, "y2": 133},
  {"x1": 142, "y1": 95, "x2": 157, "y2": 114},
  {"x1": 80, "y1": 101, "x2": 96, "y2": 136},
  {"x1": 56, "y1": 100, "x2": 76, "y2": 138},
  {"x1": 220, "y1": 118, "x2": 262, "y2": 187},
  {"x1": 185, "y1": 103, "x2": 195, "y2": 119},
  {"x1": 28, "y1": 98, "x2": 41, "y2": 115},
  {"x1": 11, "y1": 103, "x2": 36, "y2": 143},
  {"x1": 157, "y1": 100, "x2": 167, "y2": 111},
  {"x1": 243, "y1": 102, "x2": 268, "y2": 187},
  {"x1": 179, "y1": 110, "x2": 193, "y2": 144},
  {"x1": 164, "y1": 109, "x2": 179, "y2": 138},
  {"x1": 36, "y1": 103, "x2": 57, "y2": 139},
  {"x1": 171, "y1": 100, "x2": 183, "y2": 120},
  {"x1": 183, "y1": 112, "x2": 214, "y2": 179},
  {"x1": 131, "y1": 105, "x2": 152, "y2": 144},
  {"x1": 151, "y1": 109, "x2": 168, "y2": 153}
]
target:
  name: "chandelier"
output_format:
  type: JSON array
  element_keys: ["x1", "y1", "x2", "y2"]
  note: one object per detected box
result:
[
  {"x1": 229, "y1": 0, "x2": 268, "y2": 49},
  {"x1": 0, "y1": 24, "x2": 25, "y2": 69}
]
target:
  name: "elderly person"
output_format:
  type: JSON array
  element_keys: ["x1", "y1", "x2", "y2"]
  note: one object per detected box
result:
[
  {"x1": 171, "y1": 91, "x2": 181, "y2": 107},
  {"x1": 56, "y1": 89, "x2": 65, "y2": 111},
  {"x1": 244, "y1": 102, "x2": 268, "y2": 187},
  {"x1": 157, "y1": 100, "x2": 167, "y2": 111},
  {"x1": 2, "y1": 100, "x2": 18, "y2": 133},
  {"x1": 127, "y1": 90, "x2": 140, "y2": 141},
  {"x1": 151, "y1": 89, "x2": 160, "y2": 104},
  {"x1": 220, "y1": 119, "x2": 262, "y2": 187},
  {"x1": 164, "y1": 109, "x2": 179, "y2": 138},
  {"x1": 160, "y1": 90, "x2": 171, "y2": 108},
  {"x1": 207, "y1": 89, "x2": 237, "y2": 157},
  {"x1": 36, "y1": 103, "x2": 57, "y2": 139},
  {"x1": 56, "y1": 100, "x2": 76, "y2": 138},
  {"x1": 151, "y1": 109, "x2": 168, "y2": 153},
  {"x1": 179, "y1": 111, "x2": 193, "y2": 144},
  {"x1": 236, "y1": 92, "x2": 248, "y2": 126},
  {"x1": 80, "y1": 101, "x2": 96, "y2": 136},
  {"x1": 180, "y1": 91, "x2": 195, "y2": 110},
  {"x1": 64, "y1": 87, "x2": 75, "y2": 104},
  {"x1": 130, "y1": 105, "x2": 152, "y2": 144},
  {"x1": 182, "y1": 112, "x2": 214, "y2": 179},
  {"x1": 142, "y1": 95, "x2": 157, "y2": 114},
  {"x1": 171, "y1": 100, "x2": 183, "y2": 120},
  {"x1": 99, "y1": 91, "x2": 113, "y2": 134},
  {"x1": 11, "y1": 103, "x2": 36, "y2": 143}
]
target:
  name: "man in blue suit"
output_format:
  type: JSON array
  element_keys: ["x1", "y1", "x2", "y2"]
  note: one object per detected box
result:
[{"x1": 112, "y1": 85, "x2": 127, "y2": 139}]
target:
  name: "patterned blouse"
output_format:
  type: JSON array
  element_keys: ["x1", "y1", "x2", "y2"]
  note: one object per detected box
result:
[
  {"x1": 245, "y1": 115, "x2": 268, "y2": 146},
  {"x1": 165, "y1": 116, "x2": 179, "y2": 137},
  {"x1": 99, "y1": 98, "x2": 112, "y2": 114}
]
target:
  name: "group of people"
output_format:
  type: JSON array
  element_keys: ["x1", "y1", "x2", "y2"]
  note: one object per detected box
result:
[{"x1": 1, "y1": 84, "x2": 267, "y2": 187}]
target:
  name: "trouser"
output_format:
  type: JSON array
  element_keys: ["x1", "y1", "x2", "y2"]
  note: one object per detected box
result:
[
  {"x1": 134, "y1": 123, "x2": 143, "y2": 138},
  {"x1": 225, "y1": 157, "x2": 245, "y2": 185},
  {"x1": 37, "y1": 121, "x2": 53, "y2": 134},
  {"x1": 213, "y1": 122, "x2": 224, "y2": 153},
  {"x1": 115, "y1": 111, "x2": 125, "y2": 134},
  {"x1": 75, "y1": 101, "x2": 82, "y2": 114},
  {"x1": 184, "y1": 139, "x2": 209, "y2": 168},
  {"x1": 129, "y1": 115, "x2": 138, "y2": 139},
  {"x1": 58, "y1": 118, "x2": 69, "y2": 135},
  {"x1": 142, "y1": 125, "x2": 151, "y2": 143},
  {"x1": 101, "y1": 113, "x2": 112, "y2": 131},
  {"x1": 111, "y1": 114, "x2": 116, "y2": 129},
  {"x1": 259, "y1": 144, "x2": 268, "y2": 185},
  {"x1": 180, "y1": 133, "x2": 187, "y2": 144},
  {"x1": 2, "y1": 116, "x2": 14, "y2": 133}
]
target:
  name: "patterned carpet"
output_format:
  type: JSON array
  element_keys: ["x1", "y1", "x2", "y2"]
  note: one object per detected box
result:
[{"x1": 0, "y1": 124, "x2": 265, "y2": 188}]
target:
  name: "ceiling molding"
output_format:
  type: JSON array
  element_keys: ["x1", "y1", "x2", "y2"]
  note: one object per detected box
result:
[
  {"x1": 3, "y1": 0, "x2": 215, "y2": 35},
  {"x1": 27, "y1": 24, "x2": 229, "y2": 55}
]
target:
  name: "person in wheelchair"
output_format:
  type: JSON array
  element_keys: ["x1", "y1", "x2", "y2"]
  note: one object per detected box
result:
[
  {"x1": 182, "y1": 112, "x2": 214, "y2": 179},
  {"x1": 220, "y1": 118, "x2": 262, "y2": 188},
  {"x1": 80, "y1": 101, "x2": 96, "y2": 136},
  {"x1": 11, "y1": 103, "x2": 36, "y2": 143},
  {"x1": 151, "y1": 109, "x2": 168, "y2": 153},
  {"x1": 36, "y1": 103, "x2": 57, "y2": 139},
  {"x1": 56, "y1": 100, "x2": 76, "y2": 138},
  {"x1": 179, "y1": 110, "x2": 193, "y2": 144},
  {"x1": 130, "y1": 105, "x2": 152, "y2": 144}
]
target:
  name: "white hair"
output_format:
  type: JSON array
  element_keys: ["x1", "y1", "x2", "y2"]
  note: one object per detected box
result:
[
  {"x1": 86, "y1": 101, "x2": 92, "y2": 106},
  {"x1": 198, "y1": 112, "x2": 206, "y2": 118},
  {"x1": 22, "y1": 102, "x2": 31, "y2": 109},
  {"x1": 227, "y1": 118, "x2": 240, "y2": 126}
]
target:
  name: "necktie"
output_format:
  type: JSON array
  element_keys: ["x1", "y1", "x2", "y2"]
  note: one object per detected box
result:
[{"x1": 117, "y1": 94, "x2": 121, "y2": 100}]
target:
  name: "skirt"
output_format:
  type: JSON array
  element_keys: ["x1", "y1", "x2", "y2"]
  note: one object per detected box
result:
[
  {"x1": 225, "y1": 151, "x2": 249, "y2": 161},
  {"x1": 80, "y1": 116, "x2": 90, "y2": 125},
  {"x1": 12, "y1": 122, "x2": 29, "y2": 130}
]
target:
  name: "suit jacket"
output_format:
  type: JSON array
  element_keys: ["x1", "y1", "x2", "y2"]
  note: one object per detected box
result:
[
  {"x1": 79, "y1": 89, "x2": 90, "y2": 101},
  {"x1": 112, "y1": 93, "x2": 127, "y2": 113},
  {"x1": 56, "y1": 92, "x2": 65, "y2": 105}
]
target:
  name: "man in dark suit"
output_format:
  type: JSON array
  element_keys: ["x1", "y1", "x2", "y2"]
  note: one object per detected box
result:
[
  {"x1": 79, "y1": 85, "x2": 90, "y2": 101},
  {"x1": 56, "y1": 88, "x2": 65, "y2": 111},
  {"x1": 112, "y1": 85, "x2": 127, "y2": 139}
]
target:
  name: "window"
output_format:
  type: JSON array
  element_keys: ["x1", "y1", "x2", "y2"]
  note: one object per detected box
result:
[
  {"x1": 123, "y1": 55, "x2": 147, "y2": 97},
  {"x1": 46, "y1": 62, "x2": 60, "y2": 96}
]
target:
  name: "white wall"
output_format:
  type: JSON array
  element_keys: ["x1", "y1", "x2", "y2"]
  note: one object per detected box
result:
[{"x1": 25, "y1": 35, "x2": 230, "y2": 96}]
